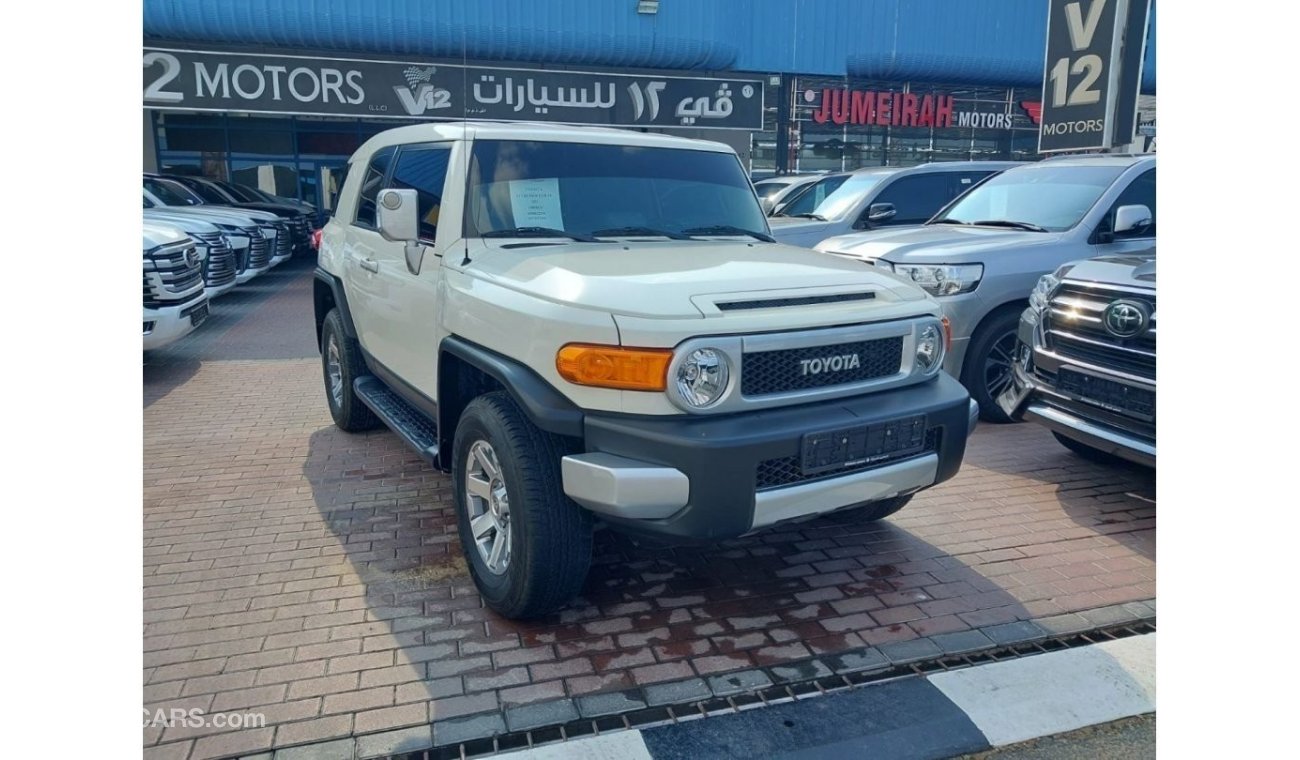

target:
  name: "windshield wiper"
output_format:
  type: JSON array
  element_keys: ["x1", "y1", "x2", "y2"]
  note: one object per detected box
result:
[
  {"x1": 969, "y1": 220, "x2": 1048, "y2": 233},
  {"x1": 784, "y1": 213, "x2": 828, "y2": 221},
  {"x1": 681, "y1": 225, "x2": 776, "y2": 243},
  {"x1": 929, "y1": 219, "x2": 971, "y2": 226},
  {"x1": 482, "y1": 227, "x2": 598, "y2": 242},
  {"x1": 590, "y1": 226, "x2": 689, "y2": 240}
]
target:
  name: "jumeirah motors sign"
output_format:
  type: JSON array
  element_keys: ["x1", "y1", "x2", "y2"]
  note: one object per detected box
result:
[
  {"x1": 1037, "y1": 0, "x2": 1131, "y2": 152},
  {"x1": 143, "y1": 48, "x2": 764, "y2": 130}
]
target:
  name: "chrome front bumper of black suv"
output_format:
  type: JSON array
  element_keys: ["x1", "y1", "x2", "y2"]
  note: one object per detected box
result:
[{"x1": 998, "y1": 309, "x2": 1155, "y2": 468}]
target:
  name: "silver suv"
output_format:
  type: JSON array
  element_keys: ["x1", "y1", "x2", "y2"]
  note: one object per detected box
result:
[
  {"x1": 769, "y1": 161, "x2": 1022, "y2": 249},
  {"x1": 815, "y1": 154, "x2": 1156, "y2": 421}
]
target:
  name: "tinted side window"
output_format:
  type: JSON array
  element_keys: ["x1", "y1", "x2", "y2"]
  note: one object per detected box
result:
[
  {"x1": 390, "y1": 145, "x2": 453, "y2": 243},
  {"x1": 353, "y1": 147, "x2": 396, "y2": 228},
  {"x1": 1110, "y1": 168, "x2": 1156, "y2": 238},
  {"x1": 870, "y1": 173, "x2": 955, "y2": 225}
]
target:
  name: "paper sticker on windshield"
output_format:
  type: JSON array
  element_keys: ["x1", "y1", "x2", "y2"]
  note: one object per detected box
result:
[{"x1": 509, "y1": 178, "x2": 564, "y2": 229}]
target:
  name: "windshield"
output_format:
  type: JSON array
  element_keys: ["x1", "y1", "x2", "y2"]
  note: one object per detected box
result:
[
  {"x1": 934, "y1": 164, "x2": 1125, "y2": 232},
  {"x1": 465, "y1": 140, "x2": 767, "y2": 238},
  {"x1": 219, "y1": 182, "x2": 262, "y2": 203},
  {"x1": 143, "y1": 178, "x2": 197, "y2": 206},
  {"x1": 177, "y1": 179, "x2": 232, "y2": 204},
  {"x1": 776, "y1": 175, "x2": 848, "y2": 216}
]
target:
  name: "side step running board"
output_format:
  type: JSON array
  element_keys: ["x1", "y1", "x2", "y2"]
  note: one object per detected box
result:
[{"x1": 353, "y1": 376, "x2": 440, "y2": 463}]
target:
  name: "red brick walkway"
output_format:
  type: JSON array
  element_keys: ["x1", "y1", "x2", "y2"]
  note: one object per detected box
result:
[{"x1": 143, "y1": 271, "x2": 1155, "y2": 760}]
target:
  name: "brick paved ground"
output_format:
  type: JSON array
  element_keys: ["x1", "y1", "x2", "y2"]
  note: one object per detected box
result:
[{"x1": 143, "y1": 259, "x2": 1155, "y2": 760}]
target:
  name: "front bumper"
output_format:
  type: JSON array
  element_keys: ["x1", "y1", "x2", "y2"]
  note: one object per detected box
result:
[
  {"x1": 561, "y1": 373, "x2": 975, "y2": 541},
  {"x1": 143, "y1": 294, "x2": 208, "y2": 351},
  {"x1": 997, "y1": 310, "x2": 1155, "y2": 468}
]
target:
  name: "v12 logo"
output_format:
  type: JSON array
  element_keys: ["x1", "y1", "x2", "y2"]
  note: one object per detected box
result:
[{"x1": 395, "y1": 66, "x2": 452, "y2": 116}]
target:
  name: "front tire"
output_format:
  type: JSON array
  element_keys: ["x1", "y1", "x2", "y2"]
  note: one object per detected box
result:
[
  {"x1": 320, "y1": 309, "x2": 379, "y2": 432},
  {"x1": 962, "y1": 309, "x2": 1023, "y2": 424},
  {"x1": 452, "y1": 392, "x2": 592, "y2": 619}
]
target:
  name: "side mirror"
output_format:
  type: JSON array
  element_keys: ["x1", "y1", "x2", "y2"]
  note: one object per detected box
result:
[
  {"x1": 759, "y1": 197, "x2": 775, "y2": 215},
  {"x1": 377, "y1": 188, "x2": 425, "y2": 274},
  {"x1": 867, "y1": 203, "x2": 897, "y2": 223},
  {"x1": 1113, "y1": 204, "x2": 1152, "y2": 235}
]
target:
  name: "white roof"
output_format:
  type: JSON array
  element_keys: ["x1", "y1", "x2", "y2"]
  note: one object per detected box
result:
[{"x1": 353, "y1": 120, "x2": 735, "y2": 161}]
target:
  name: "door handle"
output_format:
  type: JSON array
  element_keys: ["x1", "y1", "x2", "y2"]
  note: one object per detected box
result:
[{"x1": 358, "y1": 258, "x2": 379, "y2": 273}]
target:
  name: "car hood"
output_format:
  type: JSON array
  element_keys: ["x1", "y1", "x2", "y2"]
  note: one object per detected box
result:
[
  {"x1": 817, "y1": 224, "x2": 1060, "y2": 262},
  {"x1": 145, "y1": 208, "x2": 226, "y2": 229},
  {"x1": 465, "y1": 240, "x2": 930, "y2": 319},
  {"x1": 162, "y1": 206, "x2": 280, "y2": 225},
  {"x1": 1062, "y1": 249, "x2": 1156, "y2": 288},
  {"x1": 142, "y1": 221, "x2": 189, "y2": 249}
]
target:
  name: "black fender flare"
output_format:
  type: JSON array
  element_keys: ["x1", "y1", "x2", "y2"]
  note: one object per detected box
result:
[
  {"x1": 438, "y1": 336, "x2": 585, "y2": 450},
  {"x1": 313, "y1": 268, "x2": 358, "y2": 341}
]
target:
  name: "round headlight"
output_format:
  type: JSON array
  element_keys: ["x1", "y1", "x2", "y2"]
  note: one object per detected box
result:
[
  {"x1": 675, "y1": 348, "x2": 730, "y2": 408},
  {"x1": 915, "y1": 324, "x2": 944, "y2": 374}
]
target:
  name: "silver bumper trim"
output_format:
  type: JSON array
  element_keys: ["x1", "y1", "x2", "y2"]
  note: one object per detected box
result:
[
  {"x1": 750, "y1": 453, "x2": 939, "y2": 530},
  {"x1": 968, "y1": 398, "x2": 979, "y2": 434},
  {"x1": 1025, "y1": 403, "x2": 1156, "y2": 467},
  {"x1": 561, "y1": 453, "x2": 690, "y2": 519}
]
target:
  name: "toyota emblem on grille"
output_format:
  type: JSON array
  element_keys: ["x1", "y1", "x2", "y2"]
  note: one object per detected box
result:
[
  {"x1": 185, "y1": 248, "x2": 198, "y2": 267},
  {"x1": 800, "y1": 353, "x2": 861, "y2": 376},
  {"x1": 1102, "y1": 299, "x2": 1149, "y2": 338}
]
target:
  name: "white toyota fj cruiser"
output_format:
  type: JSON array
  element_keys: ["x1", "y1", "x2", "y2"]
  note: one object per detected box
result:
[{"x1": 314, "y1": 122, "x2": 979, "y2": 618}]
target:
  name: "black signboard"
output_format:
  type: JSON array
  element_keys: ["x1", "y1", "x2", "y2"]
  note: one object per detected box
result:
[
  {"x1": 143, "y1": 48, "x2": 764, "y2": 130},
  {"x1": 1112, "y1": 0, "x2": 1152, "y2": 147},
  {"x1": 1038, "y1": 0, "x2": 1129, "y2": 152}
]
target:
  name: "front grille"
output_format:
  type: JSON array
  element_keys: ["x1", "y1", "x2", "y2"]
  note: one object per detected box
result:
[
  {"x1": 143, "y1": 240, "x2": 204, "y2": 307},
  {"x1": 1044, "y1": 283, "x2": 1155, "y2": 380},
  {"x1": 757, "y1": 427, "x2": 940, "y2": 491},
  {"x1": 270, "y1": 222, "x2": 292, "y2": 258},
  {"x1": 247, "y1": 230, "x2": 271, "y2": 269},
  {"x1": 202, "y1": 242, "x2": 237, "y2": 288},
  {"x1": 191, "y1": 231, "x2": 236, "y2": 288},
  {"x1": 742, "y1": 336, "x2": 903, "y2": 396}
]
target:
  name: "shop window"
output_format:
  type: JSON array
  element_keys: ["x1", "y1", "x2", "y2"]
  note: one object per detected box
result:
[
  {"x1": 228, "y1": 129, "x2": 294, "y2": 155},
  {"x1": 231, "y1": 160, "x2": 300, "y2": 200},
  {"x1": 354, "y1": 147, "x2": 396, "y2": 229},
  {"x1": 298, "y1": 131, "x2": 361, "y2": 157},
  {"x1": 159, "y1": 127, "x2": 225, "y2": 153},
  {"x1": 390, "y1": 145, "x2": 453, "y2": 243}
]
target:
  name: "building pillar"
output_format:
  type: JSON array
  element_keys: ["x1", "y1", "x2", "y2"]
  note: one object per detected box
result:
[
  {"x1": 143, "y1": 110, "x2": 158, "y2": 172},
  {"x1": 774, "y1": 75, "x2": 791, "y2": 174}
]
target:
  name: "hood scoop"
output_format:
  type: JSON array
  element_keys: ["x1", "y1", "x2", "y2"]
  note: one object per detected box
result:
[{"x1": 715, "y1": 291, "x2": 876, "y2": 312}]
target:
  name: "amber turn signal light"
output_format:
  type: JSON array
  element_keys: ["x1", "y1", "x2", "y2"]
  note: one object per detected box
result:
[
  {"x1": 556, "y1": 344, "x2": 672, "y2": 391},
  {"x1": 941, "y1": 316, "x2": 953, "y2": 351}
]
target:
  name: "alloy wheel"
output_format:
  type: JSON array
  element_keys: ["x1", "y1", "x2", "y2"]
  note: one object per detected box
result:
[{"x1": 464, "y1": 440, "x2": 512, "y2": 575}]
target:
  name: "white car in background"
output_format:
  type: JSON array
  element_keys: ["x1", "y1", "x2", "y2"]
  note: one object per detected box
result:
[
  {"x1": 143, "y1": 222, "x2": 210, "y2": 351},
  {"x1": 753, "y1": 174, "x2": 822, "y2": 215}
]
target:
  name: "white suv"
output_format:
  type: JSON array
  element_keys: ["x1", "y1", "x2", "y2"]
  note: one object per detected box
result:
[
  {"x1": 143, "y1": 222, "x2": 209, "y2": 350},
  {"x1": 314, "y1": 122, "x2": 979, "y2": 617}
]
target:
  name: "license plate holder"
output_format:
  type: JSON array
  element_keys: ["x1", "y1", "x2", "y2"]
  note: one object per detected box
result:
[
  {"x1": 800, "y1": 414, "x2": 927, "y2": 476},
  {"x1": 1057, "y1": 367, "x2": 1154, "y2": 417},
  {"x1": 185, "y1": 301, "x2": 209, "y2": 327}
]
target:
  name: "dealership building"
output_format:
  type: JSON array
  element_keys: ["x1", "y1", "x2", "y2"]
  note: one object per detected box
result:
[{"x1": 143, "y1": 0, "x2": 1156, "y2": 209}]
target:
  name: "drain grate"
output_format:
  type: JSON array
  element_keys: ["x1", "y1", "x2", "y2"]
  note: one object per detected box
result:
[{"x1": 376, "y1": 618, "x2": 1157, "y2": 760}]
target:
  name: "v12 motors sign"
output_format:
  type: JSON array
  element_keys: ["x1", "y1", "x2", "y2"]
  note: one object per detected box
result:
[
  {"x1": 1038, "y1": 0, "x2": 1129, "y2": 152},
  {"x1": 143, "y1": 48, "x2": 763, "y2": 130}
]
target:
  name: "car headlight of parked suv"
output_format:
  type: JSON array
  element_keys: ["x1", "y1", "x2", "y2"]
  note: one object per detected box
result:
[
  {"x1": 887, "y1": 263, "x2": 984, "y2": 297},
  {"x1": 914, "y1": 322, "x2": 945, "y2": 374},
  {"x1": 1028, "y1": 264, "x2": 1074, "y2": 315}
]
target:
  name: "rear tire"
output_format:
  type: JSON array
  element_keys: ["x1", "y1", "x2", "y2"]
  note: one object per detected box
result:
[
  {"x1": 962, "y1": 309, "x2": 1023, "y2": 424},
  {"x1": 321, "y1": 309, "x2": 379, "y2": 432},
  {"x1": 452, "y1": 392, "x2": 592, "y2": 619},
  {"x1": 1053, "y1": 432, "x2": 1126, "y2": 465},
  {"x1": 855, "y1": 494, "x2": 913, "y2": 522}
]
